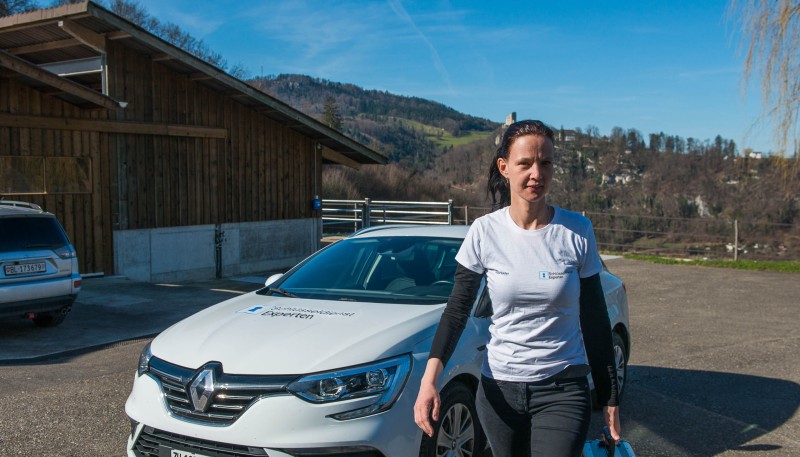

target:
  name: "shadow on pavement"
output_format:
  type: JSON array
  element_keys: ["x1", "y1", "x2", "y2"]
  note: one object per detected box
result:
[{"x1": 616, "y1": 365, "x2": 800, "y2": 456}]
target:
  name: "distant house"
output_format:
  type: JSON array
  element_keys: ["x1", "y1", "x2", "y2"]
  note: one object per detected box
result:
[
  {"x1": 558, "y1": 129, "x2": 578, "y2": 142},
  {"x1": 0, "y1": 1, "x2": 386, "y2": 281}
]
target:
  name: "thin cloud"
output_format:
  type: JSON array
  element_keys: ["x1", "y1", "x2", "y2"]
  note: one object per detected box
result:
[
  {"x1": 143, "y1": 3, "x2": 224, "y2": 37},
  {"x1": 626, "y1": 26, "x2": 665, "y2": 35},
  {"x1": 248, "y1": 3, "x2": 371, "y2": 55},
  {"x1": 239, "y1": 1, "x2": 413, "y2": 76},
  {"x1": 387, "y1": 0, "x2": 454, "y2": 94},
  {"x1": 677, "y1": 67, "x2": 740, "y2": 79},
  {"x1": 168, "y1": 10, "x2": 224, "y2": 36}
]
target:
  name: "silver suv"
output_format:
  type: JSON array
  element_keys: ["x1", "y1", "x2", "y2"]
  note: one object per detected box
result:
[{"x1": 0, "y1": 201, "x2": 81, "y2": 327}]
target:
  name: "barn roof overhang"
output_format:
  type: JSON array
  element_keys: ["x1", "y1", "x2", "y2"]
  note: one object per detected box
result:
[
  {"x1": 0, "y1": 1, "x2": 386, "y2": 167},
  {"x1": 0, "y1": 49, "x2": 125, "y2": 109}
]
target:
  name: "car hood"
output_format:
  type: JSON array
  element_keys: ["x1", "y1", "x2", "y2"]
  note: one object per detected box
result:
[{"x1": 151, "y1": 292, "x2": 444, "y2": 375}]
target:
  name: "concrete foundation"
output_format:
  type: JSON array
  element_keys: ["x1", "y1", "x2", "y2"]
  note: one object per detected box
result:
[{"x1": 113, "y1": 218, "x2": 321, "y2": 282}]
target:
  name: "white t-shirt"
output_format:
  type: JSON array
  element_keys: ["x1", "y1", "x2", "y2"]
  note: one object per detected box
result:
[{"x1": 455, "y1": 206, "x2": 603, "y2": 382}]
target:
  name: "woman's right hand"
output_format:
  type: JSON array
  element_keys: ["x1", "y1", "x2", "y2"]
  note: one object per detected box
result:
[{"x1": 414, "y1": 380, "x2": 440, "y2": 437}]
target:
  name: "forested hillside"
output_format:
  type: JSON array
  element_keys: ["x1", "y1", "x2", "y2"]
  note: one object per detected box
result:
[
  {"x1": 250, "y1": 74, "x2": 796, "y2": 218},
  {"x1": 251, "y1": 74, "x2": 798, "y2": 258},
  {"x1": 249, "y1": 74, "x2": 498, "y2": 169}
]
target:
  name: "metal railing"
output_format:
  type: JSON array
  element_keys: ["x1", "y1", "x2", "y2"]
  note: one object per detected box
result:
[
  {"x1": 451, "y1": 207, "x2": 798, "y2": 260},
  {"x1": 584, "y1": 211, "x2": 798, "y2": 261},
  {"x1": 322, "y1": 200, "x2": 799, "y2": 260},
  {"x1": 322, "y1": 199, "x2": 453, "y2": 233}
]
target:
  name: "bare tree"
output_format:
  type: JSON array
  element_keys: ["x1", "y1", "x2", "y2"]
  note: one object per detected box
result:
[
  {"x1": 105, "y1": 0, "x2": 155, "y2": 28},
  {"x1": 104, "y1": 0, "x2": 243, "y2": 76},
  {"x1": 728, "y1": 0, "x2": 800, "y2": 158},
  {"x1": 0, "y1": 0, "x2": 38, "y2": 16}
]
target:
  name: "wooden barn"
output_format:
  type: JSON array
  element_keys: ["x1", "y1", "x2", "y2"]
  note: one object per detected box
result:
[{"x1": 0, "y1": 1, "x2": 385, "y2": 282}]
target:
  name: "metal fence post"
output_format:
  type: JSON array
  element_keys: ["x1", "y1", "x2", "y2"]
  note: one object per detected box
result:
[
  {"x1": 734, "y1": 219, "x2": 739, "y2": 261},
  {"x1": 447, "y1": 199, "x2": 453, "y2": 225},
  {"x1": 465, "y1": 206, "x2": 469, "y2": 225},
  {"x1": 363, "y1": 198, "x2": 371, "y2": 228}
]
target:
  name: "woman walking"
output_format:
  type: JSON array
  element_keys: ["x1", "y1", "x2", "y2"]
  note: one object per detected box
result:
[{"x1": 414, "y1": 120, "x2": 621, "y2": 457}]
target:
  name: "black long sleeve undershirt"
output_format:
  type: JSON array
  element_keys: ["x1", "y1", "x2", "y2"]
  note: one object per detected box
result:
[
  {"x1": 579, "y1": 273, "x2": 619, "y2": 407},
  {"x1": 428, "y1": 266, "x2": 619, "y2": 407},
  {"x1": 429, "y1": 264, "x2": 482, "y2": 366}
]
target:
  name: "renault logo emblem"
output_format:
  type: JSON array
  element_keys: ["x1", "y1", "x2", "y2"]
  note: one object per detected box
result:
[{"x1": 189, "y1": 368, "x2": 215, "y2": 413}]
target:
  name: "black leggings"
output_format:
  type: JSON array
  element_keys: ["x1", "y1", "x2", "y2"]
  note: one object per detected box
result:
[{"x1": 476, "y1": 374, "x2": 592, "y2": 457}]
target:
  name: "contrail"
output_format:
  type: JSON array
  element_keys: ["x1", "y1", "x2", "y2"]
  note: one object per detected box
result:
[{"x1": 387, "y1": 0, "x2": 454, "y2": 93}]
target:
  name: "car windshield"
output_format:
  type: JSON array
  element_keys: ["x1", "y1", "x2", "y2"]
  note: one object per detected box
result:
[
  {"x1": 259, "y1": 236, "x2": 463, "y2": 305},
  {"x1": 0, "y1": 216, "x2": 69, "y2": 253}
]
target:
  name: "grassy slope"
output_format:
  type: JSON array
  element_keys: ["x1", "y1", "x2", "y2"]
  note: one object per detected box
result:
[
  {"x1": 377, "y1": 116, "x2": 491, "y2": 147},
  {"x1": 622, "y1": 253, "x2": 800, "y2": 273}
]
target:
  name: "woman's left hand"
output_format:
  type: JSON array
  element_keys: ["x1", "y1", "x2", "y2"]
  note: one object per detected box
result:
[{"x1": 603, "y1": 405, "x2": 621, "y2": 441}]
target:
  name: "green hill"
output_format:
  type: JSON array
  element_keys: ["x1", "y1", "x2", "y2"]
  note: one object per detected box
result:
[{"x1": 249, "y1": 74, "x2": 500, "y2": 168}]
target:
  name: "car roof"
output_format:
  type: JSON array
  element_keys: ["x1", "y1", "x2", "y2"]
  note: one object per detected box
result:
[
  {"x1": 0, "y1": 204, "x2": 51, "y2": 218},
  {"x1": 350, "y1": 224, "x2": 470, "y2": 239}
]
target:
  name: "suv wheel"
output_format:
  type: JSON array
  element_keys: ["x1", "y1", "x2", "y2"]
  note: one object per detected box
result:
[
  {"x1": 32, "y1": 307, "x2": 69, "y2": 327},
  {"x1": 420, "y1": 382, "x2": 485, "y2": 457}
]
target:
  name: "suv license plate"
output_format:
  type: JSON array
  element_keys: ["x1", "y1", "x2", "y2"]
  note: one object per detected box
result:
[
  {"x1": 158, "y1": 446, "x2": 210, "y2": 457},
  {"x1": 4, "y1": 262, "x2": 46, "y2": 276}
]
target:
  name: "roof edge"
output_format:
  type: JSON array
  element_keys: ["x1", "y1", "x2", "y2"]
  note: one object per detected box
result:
[
  {"x1": 0, "y1": 49, "x2": 125, "y2": 110},
  {"x1": 0, "y1": 1, "x2": 90, "y2": 29},
  {"x1": 83, "y1": 2, "x2": 387, "y2": 165}
]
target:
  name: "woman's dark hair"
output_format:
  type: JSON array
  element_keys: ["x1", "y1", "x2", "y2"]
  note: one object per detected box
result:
[{"x1": 488, "y1": 120, "x2": 555, "y2": 209}]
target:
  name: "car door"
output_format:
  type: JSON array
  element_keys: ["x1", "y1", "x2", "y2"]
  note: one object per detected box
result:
[{"x1": 440, "y1": 279, "x2": 491, "y2": 381}]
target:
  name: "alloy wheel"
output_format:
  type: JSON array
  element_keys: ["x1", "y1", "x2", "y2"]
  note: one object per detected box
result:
[
  {"x1": 613, "y1": 333, "x2": 627, "y2": 395},
  {"x1": 436, "y1": 402, "x2": 475, "y2": 457}
]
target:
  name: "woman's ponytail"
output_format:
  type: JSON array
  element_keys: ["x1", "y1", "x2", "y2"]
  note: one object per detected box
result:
[{"x1": 488, "y1": 148, "x2": 509, "y2": 210}]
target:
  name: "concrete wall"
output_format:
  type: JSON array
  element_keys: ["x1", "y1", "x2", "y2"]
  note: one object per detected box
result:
[{"x1": 113, "y1": 218, "x2": 321, "y2": 282}]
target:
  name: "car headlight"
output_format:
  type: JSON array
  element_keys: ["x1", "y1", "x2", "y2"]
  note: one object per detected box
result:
[
  {"x1": 137, "y1": 342, "x2": 152, "y2": 376},
  {"x1": 287, "y1": 354, "x2": 412, "y2": 420}
]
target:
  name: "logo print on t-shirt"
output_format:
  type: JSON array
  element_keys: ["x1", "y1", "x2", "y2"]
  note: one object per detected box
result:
[{"x1": 539, "y1": 271, "x2": 568, "y2": 280}]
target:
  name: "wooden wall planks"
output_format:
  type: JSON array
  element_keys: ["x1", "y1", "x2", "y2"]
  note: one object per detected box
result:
[{"x1": 2, "y1": 40, "x2": 319, "y2": 275}]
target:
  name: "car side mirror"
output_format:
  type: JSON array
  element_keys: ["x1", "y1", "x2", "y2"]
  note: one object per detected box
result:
[{"x1": 265, "y1": 273, "x2": 283, "y2": 287}]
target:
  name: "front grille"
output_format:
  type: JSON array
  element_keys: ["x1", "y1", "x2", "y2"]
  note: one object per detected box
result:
[
  {"x1": 133, "y1": 426, "x2": 269, "y2": 457},
  {"x1": 132, "y1": 427, "x2": 387, "y2": 457},
  {"x1": 148, "y1": 357, "x2": 294, "y2": 426}
]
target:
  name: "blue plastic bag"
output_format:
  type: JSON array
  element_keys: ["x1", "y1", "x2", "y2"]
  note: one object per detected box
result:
[{"x1": 582, "y1": 427, "x2": 636, "y2": 457}]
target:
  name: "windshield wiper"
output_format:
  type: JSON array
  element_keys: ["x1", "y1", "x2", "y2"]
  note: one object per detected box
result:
[{"x1": 265, "y1": 287, "x2": 298, "y2": 298}]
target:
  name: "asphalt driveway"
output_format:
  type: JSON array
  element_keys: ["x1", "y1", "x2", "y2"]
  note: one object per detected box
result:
[
  {"x1": 591, "y1": 259, "x2": 800, "y2": 456},
  {"x1": 0, "y1": 275, "x2": 263, "y2": 362},
  {"x1": 0, "y1": 259, "x2": 798, "y2": 456}
]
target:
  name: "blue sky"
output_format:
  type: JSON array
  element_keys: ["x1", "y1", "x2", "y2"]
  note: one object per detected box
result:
[{"x1": 137, "y1": 0, "x2": 773, "y2": 153}]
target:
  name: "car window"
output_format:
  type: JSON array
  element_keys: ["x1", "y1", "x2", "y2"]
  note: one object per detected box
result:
[
  {"x1": 262, "y1": 236, "x2": 463, "y2": 305},
  {"x1": 0, "y1": 216, "x2": 69, "y2": 253}
]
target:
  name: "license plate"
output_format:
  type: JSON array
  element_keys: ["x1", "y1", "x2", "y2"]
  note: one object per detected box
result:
[
  {"x1": 4, "y1": 262, "x2": 46, "y2": 276},
  {"x1": 158, "y1": 445, "x2": 211, "y2": 457}
]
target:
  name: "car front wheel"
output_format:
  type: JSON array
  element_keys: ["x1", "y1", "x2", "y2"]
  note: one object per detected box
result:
[
  {"x1": 420, "y1": 382, "x2": 485, "y2": 457},
  {"x1": 612, "y1": 332, "x2": 628, "y2": 400}
]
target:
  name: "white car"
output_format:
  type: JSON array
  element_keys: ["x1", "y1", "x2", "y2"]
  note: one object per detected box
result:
[{"x1": 125, "y1": 225, "x2": 630, "y2": 457}]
